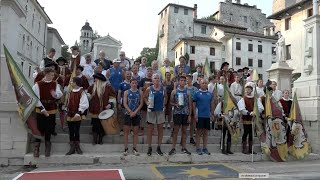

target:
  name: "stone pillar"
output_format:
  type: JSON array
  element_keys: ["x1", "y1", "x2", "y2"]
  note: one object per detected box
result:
[
  {"x1": 293, "y1": 14, "x2": 320, "y2": 153},
  {"x1": 266, "y1": 61, "x2": 293, "y2": 91}
]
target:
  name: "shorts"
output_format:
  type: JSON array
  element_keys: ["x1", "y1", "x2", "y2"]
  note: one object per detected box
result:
[
  {"x1": 196, "y1": 117, "x2": 211, "y2": 130},
  {"x1": 173, "y1": 114, "x2": 189, "y2": 126},
  {"x1": 124, "y1": 115, "x2": 141, "y2": 126},
  {"x1": 147, "y1": 111, "x2": 165, "y2": 125}
]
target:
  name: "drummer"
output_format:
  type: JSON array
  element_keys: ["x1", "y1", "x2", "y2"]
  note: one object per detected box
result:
[
  {"x1": 87, "y1": 73, "x2": 116, "y2": 145},
  {"x1": 122, "y1": 78, "x2": 143, "y2": 156}
]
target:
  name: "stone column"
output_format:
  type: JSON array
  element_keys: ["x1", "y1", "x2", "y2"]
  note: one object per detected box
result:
[
  {"x1": 266, "y1": 61, "x2": 293, "y2": 91},
  {"x1": 293, "y1": 14, "x2": 320, "y2": 153}
]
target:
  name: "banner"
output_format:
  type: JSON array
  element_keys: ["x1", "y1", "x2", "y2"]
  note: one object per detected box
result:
[
  {"x1": 265, "y1": 90, "x2": 288, "y2": 162},
  {"x1": 3, "y1": 45, "x2": 42, "y2": 139},
  {"x1": 288, "y1": 92, "x2": 309, "y2": 159},
  {"x1": 203, "y1": 57, "x2": 211, "y2": 79}
]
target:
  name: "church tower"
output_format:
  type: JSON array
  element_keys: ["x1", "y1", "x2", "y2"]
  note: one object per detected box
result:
[{"x1": 80, "y1": 21, "x2": 93, "y2": 55}]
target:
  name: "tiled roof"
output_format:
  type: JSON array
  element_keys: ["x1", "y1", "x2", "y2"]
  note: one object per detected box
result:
[
  {"x1": 267, "y1": 0, "x2": 311, "y2": 20},
  {"x1": 194, "y1": 19, "x2": 247, "y2": 30},
  {"x1": 216, "y1": 26, "x2": 278, "y2": 40},
  {"x1": 172, "y1": 36, "x2": 221, "y2": 50},
  {"x1": 158, "y1": 3, "x2": 194, "y2": 15}
]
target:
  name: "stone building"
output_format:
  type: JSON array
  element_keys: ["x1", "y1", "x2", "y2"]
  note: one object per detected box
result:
[
  {"x1": 268, "y1": 0, "x2": 320, "y2": 75},
  {"x1": 79, "y1": 22, "x2": 93, "y2": 55},
  {"x1": 92, "y1": 34, "x2": 122, "y2": 60},
  {"x1": 46, "y1": 27, "x2": 65, "y2": 57},
  {"x1": 0, "y1": 0, "x2": 52, "y2": 165},
  {"x1": 212, "y1": 0, "x2": 274, "y2": 34},
  {"x1": 158, "y1": 2, "x2": 277, "y2": 81}
]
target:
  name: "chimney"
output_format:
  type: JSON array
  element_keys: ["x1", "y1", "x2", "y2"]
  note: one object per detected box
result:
[
  {"x1": 235, "y1": 0, "x2": 241, "y2": 4},
  {"x1": 193, "y1": 4, "x2": 198, "y2": 19},
  {"x1": 270, "y1": 26, "x2": 275, "y2": 36},
  {"x1": 263, "y1": 27, "x2": 269, "y2": 36}
]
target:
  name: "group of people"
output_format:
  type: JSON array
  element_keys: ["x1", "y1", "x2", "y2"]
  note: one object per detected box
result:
[{"x1": 31, "y1": 48, "x2": 292, "y2": 158}]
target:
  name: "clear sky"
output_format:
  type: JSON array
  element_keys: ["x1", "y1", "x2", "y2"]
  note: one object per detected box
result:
[{"x1": 38, "y1": 0, "x2": 272, "y2": 59}]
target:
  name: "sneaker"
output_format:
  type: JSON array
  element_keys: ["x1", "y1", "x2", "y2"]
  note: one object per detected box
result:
[
  {"x1": 133, "y1": 148, "x2": 140, "y2": 156},
  {"x1": 190, "y1": 137, "x2": 195, "y2": 145},
  {"x1": 123, "y1": 148, "x2": 128, "y2": 156},
  {"x1": 147, "y1": 147, "x2": 152, "y2": 156},
  {"x1": 156, "y1": 146, "x2": 164, "y2": 156},
  {"x1": 120, "y1": 130, "x2": 124, "y2": 136},
  {"x1": 196, "y1": 148, "x2": 203, "y2": 155},
  {"x1": 130, "y1": 130, "x2": 134, "y2": 136},
  {"x1": 163, "y1": 123, "x2": 166, "y2": 129},
  {"x1": 168, "y1": 148, "x2": 176, "y2": 156},
  {"x1": 202, "y1": 148, "x2": 211, "y2": 155},
  {"x1": 167, "y1": 124, "x2": 171, "y2": 129},
  {"x1": 182, "y1": 148, "x2": 191, "y2": 155}
]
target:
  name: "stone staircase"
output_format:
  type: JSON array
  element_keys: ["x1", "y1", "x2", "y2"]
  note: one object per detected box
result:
[{"x1": 24, "y1": 118, "x2": 266, "y2": 165}]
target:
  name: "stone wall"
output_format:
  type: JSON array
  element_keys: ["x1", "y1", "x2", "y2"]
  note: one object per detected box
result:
[
  {"x1": 218, "y1": 1, "x2": 273, "y2": 33},
  {"x1": 0, "y1": 111, "x2": 28, "y2": 166}
]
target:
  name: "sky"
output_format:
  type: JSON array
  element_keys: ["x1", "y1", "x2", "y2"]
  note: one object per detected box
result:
[{"x1": 38, "y1": 0, "x2": 272, "y2": 59}]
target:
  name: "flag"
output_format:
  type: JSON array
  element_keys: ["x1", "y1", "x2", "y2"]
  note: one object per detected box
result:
[
  {"x1": 203, "y1": 57, "x2": 211, "y2": 79},
  {"x1": 265, "y1": 90, "x2": 288, "y2": 162},
  {"x1": 223, "y1": 82, "x2": 237, "y2": 114},
  {"x1": 222, "y1": 82, "x2": 240, "y2": 144},
  {"x1": 288, "y1": 92, "x2": 309, "y2": 159},
  {"x1": 3, "y1": 45, "x2": 42, "y2": 138},
  {"x1": 252, "y1": 69, "x2": 259, "y2": 82},
  {"x1": 253, "y1": 87, "x2": 269, "y2": 155}
]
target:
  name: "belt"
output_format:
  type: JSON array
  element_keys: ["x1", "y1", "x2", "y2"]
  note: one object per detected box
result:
[
  {"x1": 41, "y1": 100, "x2": 57, "y2": 103},
  {"x1": 235, "y1": 94, "x2": 242, "y2": 96}
]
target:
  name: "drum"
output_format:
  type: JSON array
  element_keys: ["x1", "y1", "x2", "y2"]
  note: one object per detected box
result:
[{"x1": 99, "y1": 109, "x2": 119, "y2": 135}]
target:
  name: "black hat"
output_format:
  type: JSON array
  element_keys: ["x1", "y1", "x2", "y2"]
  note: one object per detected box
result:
[
  {"x1": 56, "y1": 57, "x2": 67, "y2": 64},
  {"x1": 45, "y1": 60, "x2": 58, "y2": 70},
  {"x1": 93, "y1": 73, "x2": 107, "y2": 81},
  {"x1": 243, "y1": 67, "x2": 249, "y2": 70},
  {"x1": 76, "y1": 65, "x2": 84, "y2": 72},
  {"x1": 237, "y1": 69, "x2": 243, "y2": 72},
  {"x1": 220, "y1": 62, "x2": 229, "y2": 70}
]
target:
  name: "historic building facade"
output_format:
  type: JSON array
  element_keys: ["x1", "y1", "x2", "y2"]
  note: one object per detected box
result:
[{"x1": 47, "y1": 27, "x2": 65, "y2": 58}]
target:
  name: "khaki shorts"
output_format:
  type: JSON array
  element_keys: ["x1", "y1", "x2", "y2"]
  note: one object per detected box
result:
[{"x1": 147, "y1": 111, "x2": 165, "y2": 125}]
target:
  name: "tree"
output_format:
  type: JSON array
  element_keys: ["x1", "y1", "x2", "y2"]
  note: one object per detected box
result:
[
  {"x1": 92, "y1": 31, "x2": 102, "y2": 40},
  {"x1": 184, "y1": 52, "x2": 190, "y2": 64},
  {"x1": 137, "y1": 34, "x2": 159, "y2": 66},
  {"x1": 201, "y1": 14, "x2": 216, "y2": 21},
  {"x1": 61, "y1": 45, "x2": 71, "y2": 60}
]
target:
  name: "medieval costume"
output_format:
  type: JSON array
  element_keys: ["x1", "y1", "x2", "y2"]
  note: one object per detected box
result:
[
  {"x1": 65, "y1": 77, "x2": 89, "y2": 155},
  {"x1": 230, "y1": 81, "x2": 243, "y2": 102},
  {"x1": 87, "y1": 73, "x2": 116, "y2": 144},
  {"x1": 217, "y1": 62, "x2": 234, "y2": 86},
  {"x1": 238, "y1": 83, "x2": 264, "y2": 154},
  {"x1": 64, "y1": 65, "x2": 90, "y2": 90},
  {"x1": 34, "y1": 61, "x2": 64, "y2": 87},
  {"x1": 32, "y1": 69, "x2": 63, "y2": 157}
]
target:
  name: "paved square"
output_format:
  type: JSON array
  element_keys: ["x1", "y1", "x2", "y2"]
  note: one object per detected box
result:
[{"x1": 151, "y1": 164, "x2": 239, "y2": 179}]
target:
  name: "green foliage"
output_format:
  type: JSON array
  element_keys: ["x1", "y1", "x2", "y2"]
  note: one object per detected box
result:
[
  {"x1": 201, "y1": 14, "x2": 216, "y2": 21},
  {"x1": 61, "y1": 45, "x2": 71, "y2": 60},
  {"x1": 137, "y1": 34, "x2": 159, "y2": 67},
  {"x1": 184, "y1": 52, "x2": 190, "y2": 64}
]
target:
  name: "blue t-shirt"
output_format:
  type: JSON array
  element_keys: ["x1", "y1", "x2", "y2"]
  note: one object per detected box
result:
[
  {"x1": 186, "y1": 86, "x2": 198, "y2": 99},
  {"x1": 193, "y1": 90, "x2": 213, "y2": 118},
  {"x1": 150, "y1": 86, "x2": 164, "y2": 112},
  {"x1": 109, "y1": 67, "x2": 123, "y2": 92},
  {"x1": 119, "y1": 81, "x2": 131, "y2": 99},
  {"x1": 125, "y1": 89, "x2": 140, "y2": 115}
]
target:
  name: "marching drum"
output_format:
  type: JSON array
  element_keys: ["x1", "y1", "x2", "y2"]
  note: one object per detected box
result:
[{"x1": 99, "y1": 109, "x2": 119, "y2": 135}]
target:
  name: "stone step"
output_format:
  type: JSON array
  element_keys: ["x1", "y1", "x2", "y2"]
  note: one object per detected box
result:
[
  {"x1": 33, "y1": 143, "x2": 262, "y2": 154},
  {"x1": 50, "y1": 133, "x2": 261, "y2": 144},
  {"x1": 23, "y1": 152, "x2": 320, "y2": 166},
  {"x1": 24, "y1": 152, "x2": 267, "y2": 166}
]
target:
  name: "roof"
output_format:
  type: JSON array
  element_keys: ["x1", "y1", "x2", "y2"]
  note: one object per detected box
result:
[
  {"x1": 194, "y1": 19, "x2": 247, "y2": 30},
  {"x1": 81, "y1": 22, "x2": 93, "y2": 31},
  {"x1": 267, "y1": 0, "x2": 311, "y2": 20},
  {"x1": 172, "y1": 36, "x2": 222, "y2": 50},
  {"x1": 216, "y1": 26, "x2": 278, "y2": 40},
  {"x1": 47, "y1": 27, "x2": 65, "y2": 45},
  {"x1": 34, "y1": 0, "x2": 52, "y2": 24},
  {"x1": 158, "y1": 3, "x2": 194, "y2": 15}
]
